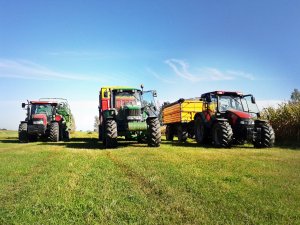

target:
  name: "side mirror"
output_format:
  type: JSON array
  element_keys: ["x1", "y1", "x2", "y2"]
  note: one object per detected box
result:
[
  {"x1": 251, "y1": 96, "x2": 256, "y2": 104},
  {"x1": 153, "y1": 90, "x2": 157, "y2": 97},
  {"x1": 104, "y1": 91, "x2": 108, "y2": 98},
  {"x1": 22, "y1": 103, "x2": 26, "y2": 108}
]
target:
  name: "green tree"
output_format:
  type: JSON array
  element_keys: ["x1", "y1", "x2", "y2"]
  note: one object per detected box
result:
[{"x1": 290, "y1": 88, "x2": 300, "y2": 103}]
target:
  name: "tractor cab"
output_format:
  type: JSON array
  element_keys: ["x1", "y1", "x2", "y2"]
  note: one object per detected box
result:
[
  {"x1": 28, "y1": 101, "x2": 58, "y2": 125},
  {"x1": 201, "y1": 91, "x2": 260, "y2": 121}
]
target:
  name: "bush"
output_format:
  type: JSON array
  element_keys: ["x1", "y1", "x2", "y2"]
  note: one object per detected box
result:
[{"x1": 262, "y1": 102, "x2": 300, "y2": 142}]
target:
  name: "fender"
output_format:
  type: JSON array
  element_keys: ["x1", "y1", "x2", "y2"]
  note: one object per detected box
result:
[
  {"x1": 254, "y1": 119, "x2": 269, "y2": 126},
  {"x1": 103, "y1": 109, "x2": 116, "y2": 120}
]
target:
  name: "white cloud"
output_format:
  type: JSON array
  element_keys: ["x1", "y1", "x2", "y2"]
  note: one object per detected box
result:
[
  {"x1": 0, "y1": 59, "x2": 111, "y2": 82},
  {"x1": 163, "y1": 59, "x2": 255, "y2": 82},
  {"x1": 146, "y1": 68, "x2": 176, "y2": 84}
]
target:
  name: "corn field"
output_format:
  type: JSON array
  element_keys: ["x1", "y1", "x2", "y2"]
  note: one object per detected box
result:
[{"x1": 262, "y1": 102, "x2": 300, "y2": 142}]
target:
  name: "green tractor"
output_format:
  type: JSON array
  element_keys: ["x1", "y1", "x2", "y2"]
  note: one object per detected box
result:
[
  {"x1": 98, "y1": 86, "x2": 161, "y2": 148},
  {"x1": 19, "y1": 98, "x2": 73, "y2": 142},
  {"x1": 194, "y1": 91, "x2": 275, "y2": 148}
]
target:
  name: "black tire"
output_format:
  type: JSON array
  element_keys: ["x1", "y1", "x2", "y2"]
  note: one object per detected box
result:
[
  {"x1": 98, "y1": 124, "x2": 103, "y2": 141},
  {"x1": 147, "y1": 118, "x2": 161, "y2": 147},
  {"x1": 166, "y1": 125, "x2": 174, "y2": 141},
  {"x1": 18, "y1": 123, "x2": 28, "y2": 143},
  {"x1": 177, "y1": 124, "x2": 188, "y2": 142},
  {"x1": 105, "y1": 120, "x2": 118, "y2": 148},
  {"x1": 254, "y1": 123, "x2": 275, "y2": 148},
  {"x1": 212, "y1": 121, "x2": 233, "y2": 148},
  {"x1": 59, "y1": 127, "x2": 64, "y2": 141},
  {"x1": 49, "y1": 122, "x2": 59, "y2": 142},
  {"x1": 195, "y1": 117, "x2": 208, "y2": 144},
  {"x1": 64, "y1": 130, "x2": 70, "y2": 141}
]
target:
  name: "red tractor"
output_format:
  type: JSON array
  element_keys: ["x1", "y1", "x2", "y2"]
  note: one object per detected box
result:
[
  {"x1": 19, "y1": 99, "x2": 73, "y2": 142},
  {"x1": 194, "y1": 91, "x2": 275, "y2": 148}
]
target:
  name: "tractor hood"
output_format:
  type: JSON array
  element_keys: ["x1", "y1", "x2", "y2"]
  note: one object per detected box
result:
[
  {"x1": 124, "y1": 105, "x2": 141, "y2": 110},
  {"x1": 32, "y1": 114, "x2": 47, "y2": 125},
  {"x1": 227, "y1": 109, "x2": 252, "y2": 119}
]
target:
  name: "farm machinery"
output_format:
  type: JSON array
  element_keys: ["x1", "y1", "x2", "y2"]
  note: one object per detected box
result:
[
  {"x1": 163, "y1": 98, "x2": 202, "y2": 142},
  {"x1": 19, "y1": 98, "x2": 73, "y2": 142},
  {"x1": 163, "y1": 91, "x2": 275, "y2": 148},
  {"x1": 98, "y1": 86, "x2": 161, "y2": 148}
]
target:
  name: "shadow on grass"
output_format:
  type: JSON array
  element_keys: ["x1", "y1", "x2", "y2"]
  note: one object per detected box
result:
[
  {"x1": 38, "y1": 137, "x2": 150, "y2": 150},
  {"x1": 0, "y1": 139, "x2": 19, "y2": 144},
  {"x1": 161, "y1": 139, "x2": 254, "y2": 149},
  {"x1": 275, "y1": 142, "x2": 300, "y2": 151}
]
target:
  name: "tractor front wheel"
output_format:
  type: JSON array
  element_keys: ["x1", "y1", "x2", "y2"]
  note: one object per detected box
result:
[
  {"x1": 254, "y1": 123, "x2": 275, "y2": 148},
  {"x1": 105, "y1": 120, "x2": 118, "y2": 148},
  {"x1": 18, "y1": 123, "x2": 28, "y2": 143},
  {"x1": 212, "y1": 121, "x2": 233, "y2": 148},
  {"x1": 147, "y1": 118, "x2": 161, "y2": 147},
  {"x1": 49, "y1": 122, "x2": 59, "y2": 142}
]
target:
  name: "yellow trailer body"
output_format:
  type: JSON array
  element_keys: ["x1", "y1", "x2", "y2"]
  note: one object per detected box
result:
[{"x1": 163, "y1": 100, "x2": 203, "y2": 124}]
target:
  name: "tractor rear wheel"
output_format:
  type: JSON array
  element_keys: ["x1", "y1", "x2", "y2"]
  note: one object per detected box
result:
[
  {"x1": 105, "y1": 120, "x2": 118, "y2": 148},
  {"x1": 147, "y1": 118, "x2": 161, "y2": 147},
  {"x1": 254, "y1": 123, "x2": 275, "y2": 148},
  {"x1": 49, "y1": 122, "x2": 59, "y2": 142},
  {"x1": 166, "y1": 125, "x2": 174, "y2": 141},
  {"x1": 195, "y1": 117, "x2": 208, "y2": 144},
  {"x1": 212, "y1": 121, "x2": 233, "y2": 148},
  {"x1": 18, "y1": 123, "x2": 28, "y2": 143},
  {"x1": 177, "y1": 124, "x2": 188, "y2": 142}
]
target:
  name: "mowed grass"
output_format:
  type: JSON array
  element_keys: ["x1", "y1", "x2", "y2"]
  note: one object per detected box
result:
[{"x1": 0, "y1": 131, "x2": 299, "y2": 224}]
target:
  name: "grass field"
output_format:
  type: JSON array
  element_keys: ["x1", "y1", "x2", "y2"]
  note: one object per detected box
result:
[{"x1": 0, "y1": 130, "x2": 299, "y2": 224}]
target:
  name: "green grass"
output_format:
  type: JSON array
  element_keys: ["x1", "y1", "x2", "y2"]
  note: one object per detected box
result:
[{"x1": 0, "y1": 131, "x2": 299, "y2": 224}]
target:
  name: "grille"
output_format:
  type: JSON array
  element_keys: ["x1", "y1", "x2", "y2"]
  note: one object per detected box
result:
[{"x1": 126, "y1": 109, "x2": 141, "y2": 116}]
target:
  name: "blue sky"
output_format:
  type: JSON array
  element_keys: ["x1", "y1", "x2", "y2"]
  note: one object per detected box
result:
[{"x1": 0, "y1": 0, "x2": 299, "y2": 130}]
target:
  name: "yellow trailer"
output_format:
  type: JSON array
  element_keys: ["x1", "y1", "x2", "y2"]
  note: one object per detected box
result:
[{"x1": 162, "y1": 98, "x2": 203, "y2": 142}]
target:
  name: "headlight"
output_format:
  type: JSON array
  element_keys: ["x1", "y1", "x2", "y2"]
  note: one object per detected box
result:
[
  {"x1": 240, "y1": 120, "x2": 254, "y2": 125},
  {"x1": 33, "y1": 120, "x2": 44, "y2": 125}
]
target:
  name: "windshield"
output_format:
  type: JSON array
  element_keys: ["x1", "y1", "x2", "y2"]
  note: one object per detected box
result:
[
  {"x1": 31, "y1": 104, "x2": 53, "y2": 116},
  {"x1": 241, "y1": 96, "x2": 259, "y2": 114},
  {"x1": 114, "y1": 90, "x2": 142, "y2": 109},
  {"x1": 141, "y1": 91, "x2": 156, "y2": 107},
  {"x1": 218, "y1": 96, "x2": 244, "y2": 112}
]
